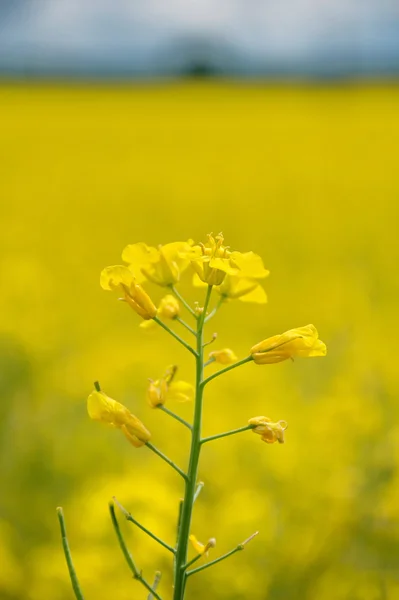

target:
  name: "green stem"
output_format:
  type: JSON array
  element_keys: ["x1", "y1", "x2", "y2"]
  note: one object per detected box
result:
[
  {"x1": 203, "y1": 357, "x2": 216, "y2": 368},
  {"x1": 170, "y1": 285, "x2": 197, "y2": 318},
  {"x1": 182, "y1": 553, "x2": 202, "y2": 571},
  {"x1": 147, "y1": 572, "x2": 162, "y2": 600},
  {"x1": 204, "y1": 297, "x2": 224, "y2": 323},
  {"x1": 202, "y1": 356, "x2": 253, "y2": 387},
  {"x1": 201, "y1": 425, "x2": 254, "y2": 445},
  {"x1": 146, "y1": 442, "x2": 188, "y2": 481},
  {"x1": 109, "y1": 503, "x2": 163, "y2": 600},
  {"x1": 160, "y1": 405, "x2": 192, "y2": 430},
  {"x1": 154, "y1": 317, "x2": 197, "y2": 357},
  {"x1": 186, "y1": 547, "x2": 241, "y2": 577},
  {"x1": 186, "y1": 532, "x2": 258, "y2": 578},
  {"x1": 173, "y1": 285, "x2": 213, "y2": 600},
  {"x1": 175, "y1": 317, "x2": 196, "y2": 336},
  {"x1": 113, "y1": 497, "x2": 175, "y2": 554},
  {"x1": 56, "y1": 507, "x2": 85, "y2": 600}
]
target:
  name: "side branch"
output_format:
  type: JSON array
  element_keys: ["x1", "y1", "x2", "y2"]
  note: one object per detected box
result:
[
  {"x1": 202, "y1": 356, "x2": 253, "y2": 387},
  {"x1": 56, "y1": 507, "x2": 85, "y2": 600},
  {"x1": 146, "y1": 442, "x2": 188, "y2": 481},
  {"x1": 154, "y1": 317, "x2": 198, "y2": 357},
  {"x1": 113, "y1": 497, "x2": 175, "y2": 554},
  {"x1": 109, "y1": 503, "x2": 163, "y2": 600},
  {"x1": 160, "y1": 405, "x2": 192, "y2": 430},
  {"x1": 200, "y1": 425, "x2": 254, "y2": 445},
  {"x1": 186, "y1": 532, "x2": 259, "y2": 577},
  {"x1": 170, "y1": 285, "x2": 197, "y2": 318}
]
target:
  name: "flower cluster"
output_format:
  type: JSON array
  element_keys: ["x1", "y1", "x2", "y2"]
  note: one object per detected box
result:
[{"x1": 77, "y1": 233, "x2": 328, "y2": 600}]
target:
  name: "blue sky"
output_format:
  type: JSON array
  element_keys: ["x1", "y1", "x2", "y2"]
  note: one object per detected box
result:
[{"x1": 0, "y1": 0, "x2": 398, "y2": 75}]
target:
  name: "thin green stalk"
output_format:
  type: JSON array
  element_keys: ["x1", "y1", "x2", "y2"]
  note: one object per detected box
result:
[
  {"x1": 203, "y1": 357, "x2": 216, "y2": 368},
  {"x1": 193, "y1": 481, "x2": 204, "y2": 503},
  {"x1": 113, "y1": 497, "x2": 175, "y2": 554},
  {"x1": 173, "y1": 285, "x2": 213, "y2": 600},
  {"x1": 175, "y1": 317, "x2": 196, "y2": 336},
  {"x1": 160, "y1": 405, "x2": 192, "y2": 430},
  {"x1": 109, "y1": 503, "x2": 163, "y2": 600},
  {"x1": 204, "y1": 296, "x2": 224, "y2": 323},
  {"x1": 173, "y1": 500, "x2": 184, "y2": 579},
  {"x1": 146, "y1": 442, "x2": 187, "y2": 481},
  {"x1": 202, "y1": 355, "x2": 253, "y2": 387},
  {"x1": 186, "y1": 532, "x2": 259, "y2": 578},
  {"x1": 147, "y1": 572, "x2": 162, "y2": 600},
  {"x1": 56, "y1": 507, "x2": 85, "y2": 600},
  {"x1": 154, "y1": 316, "x2": 198, "y2": 357},
  {"x1": 201, "y1": 425, "x2": 254, "y2": 445},
  {"x1": 182, "y1": 553, "x2": 202, "y2": 571},
  {"x1": 170, "y1": 285, "x2": 197, "y2": 318}
]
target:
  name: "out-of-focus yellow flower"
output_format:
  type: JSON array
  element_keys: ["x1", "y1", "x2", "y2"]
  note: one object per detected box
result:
[
  {"x1": 100, "y1": 265, "x2": 157, "y2": 320},
  {"x1": 139, "y1": 294, "x2": 180, "y2": 330},
  {"x1": 147, "y1": 365, "x2": 194, "y2": 408},
  {"x1": 122, "y1": 241, "x2": 192, "y2": 286},
  {"x1": 184, "y1": 232, "x2": 269, "y2": 286},
  {"x1": 248, "y1": 416, "x2": 288, "y2": 444},
  {"x1": 189, "y1": 534, "x2": 216, "y2": 556},
  {"x1": 251, "y1": 324, "x2": 327, "y2": 364},
  {"x1": 209, "y1": 348, "x2": 238, "y2": 365},
  {"x1": 216, "y1": 275, "x2": 268, "y2": 303},
  {"x1": 87, "y1": 390, "x2": 151, "y2": 448},
  {"x1": 193, "y1": 273, "x2": 268, "y2": 304},
  {"x1": 157, "y1": 294, "x2": 180, "y2": 319}
]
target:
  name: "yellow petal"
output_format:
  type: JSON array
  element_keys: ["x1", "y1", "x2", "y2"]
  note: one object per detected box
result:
[
  {"x1": 100, "y1": 265, "x2": 134, "y2": 291},
  {"x1": 189, "y1": 535, "x2": 206, "y2": 555},
  {"x1": 229, "y1": 251, "x2": 269, "y2": 279},
  {"x1": 167, "y1": 381, "x2": 194, "y2": 403},
  {"x1": 209, "y1": 348, "x2": 238, "y2": 365}
]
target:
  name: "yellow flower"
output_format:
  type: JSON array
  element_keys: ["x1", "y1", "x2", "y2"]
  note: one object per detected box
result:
[
  {"x1": 189, "y1": 534, "x2": 216, "y2": 556},
  {"x1": 100, "y1": 265, "x2": 157, "y2": 320},
  {"x1": 193, "y1": 273, "x2": 268, "y2": 304},
  {"x1": 87, "y1": 390, "x2": 151, "y2": 448},
  {"x1": 122, "y1": 241, "x2": 192, "y2": 287},
  {"x1": 146, "y1": 365, "x2": 194, "y2": 408},
  {"x1": 139, "y1": 295, "x2": 180, "y2": 330},
  {"x1": 208, "y1": 348, "x2": 238, "y2": 365},
  {"x1": 248, "y1": 416, "x2": 288, "y2": 444},
  {"x1": 251, "y1": 324, "x2": 327, "y2": 364},
  {"x1": 184, "y1": 232, "x2": 269, "y2": 286}
]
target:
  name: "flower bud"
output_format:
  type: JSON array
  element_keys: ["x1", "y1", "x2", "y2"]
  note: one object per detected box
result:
[{"x1": 209, "y1": 348, "x2": 238, "y2": 365}]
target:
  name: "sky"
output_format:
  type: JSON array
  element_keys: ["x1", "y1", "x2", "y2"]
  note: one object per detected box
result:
[{"x1": 0, "y1": 0, "x2": 399, "y2": 76}]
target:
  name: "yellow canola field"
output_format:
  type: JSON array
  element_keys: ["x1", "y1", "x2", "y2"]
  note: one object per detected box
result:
[{"x1": 0, "y1": 82, "x2": 398, "y2": 600}]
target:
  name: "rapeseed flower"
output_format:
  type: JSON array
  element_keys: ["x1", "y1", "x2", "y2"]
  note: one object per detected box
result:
[
  {"x1": 122, "y1": 241, "x2": 192, "y2": 286},
  {"x1": 251, "y1": 324, "x2": 327, "y2": 364},
  {"x1": 193, "y1": 273, "x2": 268, "y2": 303},
  {"x1": 184, "y1": 232, "x2": 268, "y2": 286},
  {"x1": 147, "y1": 365, "x2": 194, "y2": 408},
  {"x1": 189, "y1": 535, "x2": 216, "y2": 556},
  {"x1": 208, "y1": 348, "x2": 238, "y2": 365},
  {"x1": 87, "y1": 390, "x2": 151, "y2": 448},
  {"x1": 248, "y1": 416, "x2": 288, "y2": 444},
  {"x1": 139, "y1": 294, "x2": 180, "y2": 330},
  {"x1": 100, "y1": 265, "x2": 157, "y2": 320}
]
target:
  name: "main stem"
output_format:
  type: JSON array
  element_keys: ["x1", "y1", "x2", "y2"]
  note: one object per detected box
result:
[{"x1": 173, "y1": 285, "x2": 212, "y2": 600}]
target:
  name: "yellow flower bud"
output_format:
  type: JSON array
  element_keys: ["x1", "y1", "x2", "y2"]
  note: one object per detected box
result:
[
  {"x1": 100, "y1": 265, "x2": 157, "y2": 320},
  {"x1": 158, "y1": 294, "x2": 180, "y2": 319},
  {"x1": 208, "y1": 348, "x2": 238, "y2": 365},
  {"x1": 146, "y1": 366, "x2": 193, "y2": 408},
  {"x1": 189, "y1": 534, "x2": 216, "y2": 556},
  {"x1": 251, "y1": 324, "x2": 327, "y2": 364},
  {"x1": 87, "y1": 390, "x2": 151, "y2": 448},
  {"x1": 248, "y1": 416, "x2": 287, "y2": 444}
]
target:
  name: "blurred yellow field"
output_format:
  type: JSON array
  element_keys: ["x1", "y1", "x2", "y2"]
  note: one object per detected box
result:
[{"x1": 0, "y1": 82, "x2": 398, "y2": 600}]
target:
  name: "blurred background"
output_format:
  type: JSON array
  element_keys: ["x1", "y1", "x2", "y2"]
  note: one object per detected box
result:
[{"x1": 1, "y1": 2, "x2": 399, "y2": 600}]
